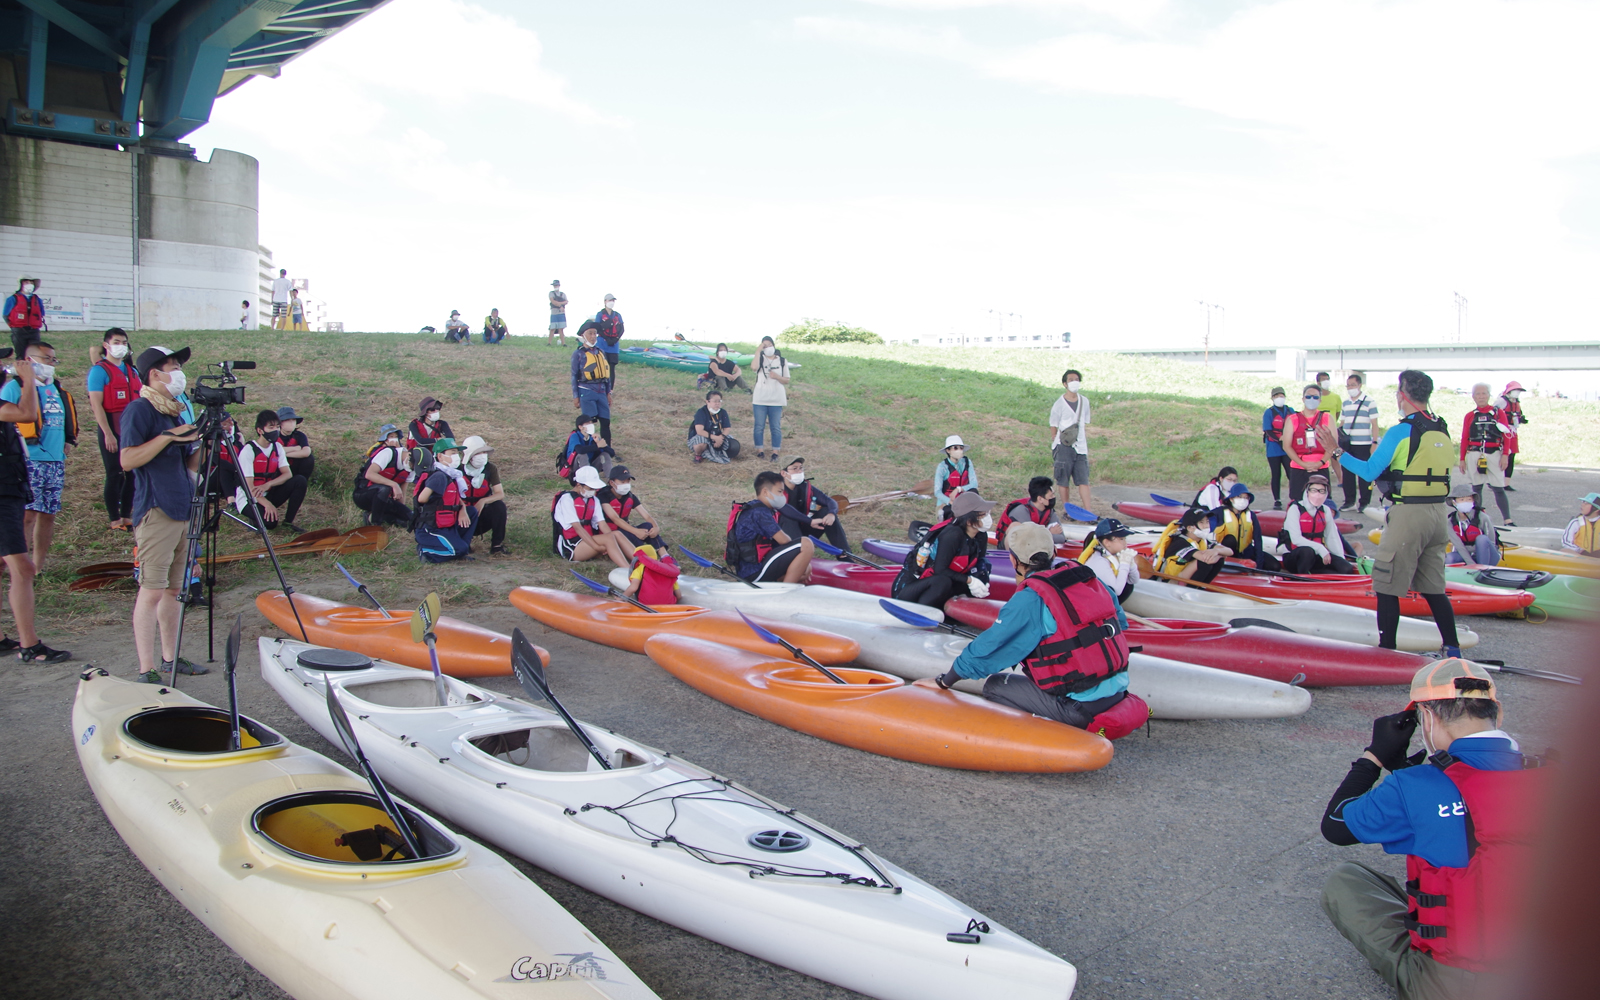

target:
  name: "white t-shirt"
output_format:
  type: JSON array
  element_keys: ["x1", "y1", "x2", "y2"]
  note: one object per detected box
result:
[
  {"x1": 234, "y1": 441, "x2": 290, "y2": 510},
  {"x1": 1049, "y1": 394, "x2": 1091, "y2": 454},
  {"x1": 1083, "y1": 548, "x2": 1133, "y2": 594},
  {"x1": 271, "y1": 276, "x2": 293, "y2": 303},
  {"x1": 368, "y1": 446, "x2": 410, "y2": 480},
  {"x1": 751, "y1": 356, "x2": 790, "y2": 406},
  {"x1": 553, "y1": 492, "x2": 604, "y2": 531},
  {"x1": 240, "y1": 305, "x2": 251, "y2": 329}
]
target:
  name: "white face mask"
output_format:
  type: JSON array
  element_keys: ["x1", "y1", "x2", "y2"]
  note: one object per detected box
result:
[
  {"x1": 1272, "y1": 396, "x2": 1286, "y2": 407},
  {"x1": 788, "y1": 471, "x2": 805, "y2": 485},
  {"x1": 468, "y1": 454, "x2": 488, "y2": 472},
  {"x1": 1509, "y1": 391, "x2": 1522, "y2": 401},
  {"x1": 707, "y1": 403, "x2": 721, "y2": 414},
  {"x1": 979, "y1": 513, "x2": 994, "y2": 531},
  {"x1": 579, "y1": 487, "x2": 595, "y2": 499},
  {"x1": 1231, "y1": 496, "x2": 1250, "y2": 511},
  {"x1": 717, "y1": 350, "x2": 727, "y2": 359},
  {"x1": 1347, "y1": 388, "x2": 1361, "y2": 400},
  {"x1": 581, "y1": 424, "x2": 596, "y2": 436},
  {"x1": 947, "y1": 448, "x2": 964, "y2": 459},
  {"x1": 763, "y1": 346, "x2": 776, "y2": 357},
  {"x1": 1319, "y1": 379, "x2": 1331, "y2": 390},
  {"x1": 108, "y1": 343, "x2": 129, "y2": 360},
  {"x1": 614, "y1": 482, "x2": 632, "y2": 496},
  {"x1": 31, "y1": 362, "x2": 54, "y2": 382},
  {"x1": 385, "y1": 438, "x2": 401, "y2": 450},
  {"x1": 1065, "y1": 380, "x2": 1082, "y2": 393},
  {"x1": 20, "y1": 283, "x2": 34, "y2": 295},
  {"x1": 441, "y1": 454, "x2": 461, "y2": 469},
  {"x1": 1455, "y1": 500, "x2": 1475, "y2": 514},
  {"x1": 425, "y1": 410, "x2": 440, "y2": 424},
  {"x1": 164, "y1": 368, "x2": 187, "y2": 395}
]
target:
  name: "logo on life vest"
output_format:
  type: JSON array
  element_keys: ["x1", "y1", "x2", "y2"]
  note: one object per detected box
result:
[
  {"x1": 498, "y1": 952, "x2": 612, "y2": 983},
  {"x1": 1437, "y1": 800, "x2": 1466, "y2": 818}
]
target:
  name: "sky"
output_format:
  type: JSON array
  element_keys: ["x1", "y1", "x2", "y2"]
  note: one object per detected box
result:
[{"x1": 188, "y1": 0, "x2": 1600, "y2": 351}]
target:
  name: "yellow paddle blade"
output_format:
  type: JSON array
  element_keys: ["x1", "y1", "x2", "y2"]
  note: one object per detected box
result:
[
  {"x1": 422, "y1": 592, "x2": 441, "y2": 629},
  {"x1": 409, "y1": 608, "x2": 425, "y2": 644}
]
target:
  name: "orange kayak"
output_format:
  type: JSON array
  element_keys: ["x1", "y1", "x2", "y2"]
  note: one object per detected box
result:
[
  {"x1": 643, "y1": 634, "x2": 1113, "y2": 773},
  {"x1": 254, "y1": 591, "x2": 541, "y2": 677},
  {"x1": 509, "y1": 586, "x2": 861, "y2": 665}
]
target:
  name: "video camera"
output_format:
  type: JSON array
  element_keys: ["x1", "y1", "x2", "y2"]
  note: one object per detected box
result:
[{"x1": 191, "y1": 360, "x2": 256, "y2": 409}]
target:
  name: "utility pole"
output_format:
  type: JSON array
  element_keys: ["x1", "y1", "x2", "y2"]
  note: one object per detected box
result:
[
  {"x1": 1199, "y1": 301, "x2": 1224, "y2": 365},
  {"x1": 1453, "y1": 292, "x2": 1467, "y2": 344}
]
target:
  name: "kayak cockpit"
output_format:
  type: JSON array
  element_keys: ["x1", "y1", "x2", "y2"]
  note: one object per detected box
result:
[
  {"x1": 339, "y1": 676, "x2": 486, "y2": 708},
  {"x1": 251, "y1": 790, "x2": 460, "y2": 866},
  {"x1": 468, "y1": 726, "x2": 649, "y2": 773},
  {"x1": 122, "y1": 706, "x2": 285, "y2": 761}
]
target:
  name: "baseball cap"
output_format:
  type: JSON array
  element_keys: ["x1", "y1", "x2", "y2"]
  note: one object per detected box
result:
[
  {"x1": 574, "y1": 466, "x2": 605, "y2": 489},
  {"x1": 1005, "y1": 522, "x2": 1055, "y2": 563},
  {"x1": 603, "y1": 293, "x2": 616, "y2": 302},
  {"x1": 430, "y1": 437, "x2": 460, "y2": 454},
  {"x1": 1407, "y1": 658, "x2": 1496, "y2": 709},
  {"x1": 134, "y1": 345, "x2": 191, "y2": 382},
  {"x1": 951, "y1": 492, "x2": 995, "y2": 518},
  {"x1": 943, "y1": 434, "x2": 966, "y2": 449},
  {"x1": 1271, "y1": 386, "x2": 1286, "y2": 397},
  {"x1": 1094, "y1": 517, "x2": 1134, "y2": 540},
  {"x1": 607, "y1": 465, "x2": 633, "y2": 481},
  {"x1": 1580, "y1": 491, "x2": 1600, "y2": 507}
]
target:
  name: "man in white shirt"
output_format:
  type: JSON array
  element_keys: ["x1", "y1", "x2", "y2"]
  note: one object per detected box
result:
[
  {"x1": 1048, "y1": 369, "x2": 1092, "y2": 509},
  {"x1": 270, "y1": 269, "x2": 292, "y2": 330},
  {"x1": 234, "y1": 409, "x2": 307, "y2": 532}
]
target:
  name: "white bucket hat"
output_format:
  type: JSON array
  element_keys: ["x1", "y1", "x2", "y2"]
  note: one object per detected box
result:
[
  {"x1": 461, "y1": 435, "x2": 493, "y2": 462},
  {"x1": 943, "y1": 435, "x2": 966, "y2": 450}
]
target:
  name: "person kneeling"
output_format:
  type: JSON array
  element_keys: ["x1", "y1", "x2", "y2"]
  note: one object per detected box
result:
[
  {"x1": 234, "y1": 409, "x2": 307, "y2": 533},
  {"x1": 1280, "y1": 474, "x2": 1354, "y2": 575},
  {"x1": 1151, "y1": 507, "x2": 1228, "y2": 584},
  {"x1": 413, "y1": 438, "x2": 476, "y2": 563},
  {"x1": 728, "y1": 471, "x2": 813, "y2": 583},
  {"x1": 353, "y1": 423, "x2": 413, "y2": 528},
  {"x1": 892, "y1": 492, "x2": 994, "y2": 610},
  {"x1": 1444, "y1": 482, "x2": 1497, "y2": 567},
  {"x1": 914, "y1": 523, "x2": 1149, "y2": 738},
  {"x1": 551, "y1": 466, "x2": 631, "y2": 569}
]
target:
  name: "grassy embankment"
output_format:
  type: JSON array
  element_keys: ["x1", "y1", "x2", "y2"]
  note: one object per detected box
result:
[{"x1": 21, "y1": 330, "x2": 1600, "y2": 639}]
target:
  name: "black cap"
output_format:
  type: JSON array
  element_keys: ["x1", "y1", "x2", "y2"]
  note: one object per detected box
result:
[
  {"x1": 607, "y1": 465, "x2": 633, "y2": 481},
  {"x1": 135, "y1": 345, "x2": 191, "y2": 382},
  {"x1": 1094, "y1": 517, "x2": 1134, "y2": 540}
]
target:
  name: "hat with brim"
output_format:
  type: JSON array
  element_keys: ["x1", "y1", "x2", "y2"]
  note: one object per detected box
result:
[
  {"x1": 378, "y1": 423, "x2": 400, "y2": 442},
  {"x1": 1406, "y1": 658, "x2": 1496, "y2": 710},
  {"x1": 573, "y1": 466, "x2": 605, "y2": 489},
  {"x1": 134, "y1": 345, "x2": 191, "y2": 383},
  {"x1": 419, "y1": 396, "x2": 443, "y2": 416},
  {"x1": 1450, "y1": 482, "x2": 1474, "y2": 499},
  {"x1": 1226, "y1": 482, "x2": 1255, "y2": 503},
  {"x1": 1306, "y1": 474, "x2": 1331, "y2": 489},
  {"x1": 950, "y1": 492, "x2": 995, "y2": 518},
  {"x1": 1094, "y1": 517, "x2": 1134, "y2": 540},
  {"x1": 1005, "y1": 522, "x2": 1055, "y2": 564},
  {"x1": 1580, "y1": 491, "x2": 1600, "y2": 507},
  {"x1": 460, "y1": 435, "x2": 492, "y2": 462},
  {"x1": 431, "y1": 437, "x2": 460, "y2": 454},
  {"x1": 943, "y1": 435, "x2": 965, "y2": 450},
  {"x1": 275, "y1": 406, "x2": 302, "y2": 423},
  {"x1": 1271, "y1": 387, "x2": 1286, "y2": 397}
]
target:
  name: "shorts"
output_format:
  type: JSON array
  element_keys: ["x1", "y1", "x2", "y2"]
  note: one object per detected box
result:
[
  {"x1": 1370, "y1": 502, "x2": 1449, "y2": 597},
  {"x1": 135, "y1": 508, "x2": 188, "y2": 591},
  {"x1": 0, "y1": 496, "x2": 26, "y2": 557},
  {"x1": 576, "y1": 385, "x2": 610, "y2": 419},
  {"x1": 271, "y1": 301, "x2": 288, "y2": 317},
  {"x1": 1053, "y1": 445, "x2": 1090, "y2": 487},
  {"x1": 26, "y1": 460, "x2": 64, "y2": 514},
  {"x1": 752, "y1": 541, "x2": 803, "y2": 582},
  {"x1": 554, "y1": 531, "x2": 581, "y2": 560},
  {"x1": 1463, "y1": 450, "x2": 1506, "y2": 488},
  {"x1": 549, "y1": 313, "x2": 567, "y2": 330}
]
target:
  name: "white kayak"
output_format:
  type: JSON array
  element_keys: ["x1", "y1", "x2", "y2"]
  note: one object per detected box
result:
[
  {"x1": 1122, "y1": 579, "x2": 1478, "y2": 652},
  {"x1": 1495, "y1": 525, "x2": 1564, "y2": 549},
  {"x1": 261, "y1": 638, "x2": 1078, "y2": 1000},
  {"x1": 678, "y1": 575, "x2": 946, "y2": 624},
  {"x1": 73, "y1": 668, "x2": 659, "y2": 1000},
  {"x1": 791, "y1": 615, "x2": 1310, "y2": 721}
]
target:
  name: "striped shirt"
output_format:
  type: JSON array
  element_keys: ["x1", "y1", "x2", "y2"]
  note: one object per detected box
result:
[{"x1": 1340, "y1": 394, "x2": 1379, "y2": 446}]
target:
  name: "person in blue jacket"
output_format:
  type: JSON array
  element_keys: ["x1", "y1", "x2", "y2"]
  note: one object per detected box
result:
[{"x1": 1262, "y1": 387, "x2": 1293, "y2": 509}]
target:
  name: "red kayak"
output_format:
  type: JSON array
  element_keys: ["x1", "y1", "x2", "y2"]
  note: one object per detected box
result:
[
  {"x1": 1113, "y1": 499, "x2": 1361, "y2": 535},
  {"x1": 943, "y1": 597, "x2": 1425, "y2": 687},
  {"x1": 1211, "y1": 568, "x2": 1534, "y2": 617},
  {"x1": 808, "y1": 559, "x2": 1021, "y2": 601}
]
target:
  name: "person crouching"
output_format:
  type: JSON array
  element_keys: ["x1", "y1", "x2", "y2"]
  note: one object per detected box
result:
[
  {"x1": 914, "y1": 522, "x2": 1149, "y2": 739},
  {"x1": 233, "y1": 409, "x2": 307, "y2": 533},
  {"x1": 892, "y1": 491, "x2": 994, "y2": 610},
  {"x1": 413, "y1": 438, "x2": 476, "y2": 563}
]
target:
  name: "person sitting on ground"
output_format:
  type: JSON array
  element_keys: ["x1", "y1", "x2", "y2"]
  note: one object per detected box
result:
[
  {"x1": 728, "y1": 470, "x2": 815, "y2": 583},
  {"x1": 994, "y1": 476, "x2": 1066, "y2": 551},
  {"x1": 460, "y1": 435, "x2": 509, "y2": 556},
  {"x1": 444, "y1": 310, "x2": 470, "y2": 344},
  {"x1": 551, "y1": 465, "x2": 632, "y2": 569},
  {"x1": 688, "y1": 390, "x2": 740, "y2": 464},
  {"x1": 1151, "y1": 506, "x2": 1228, "y2": 584},
  {"x1": 706, "y1": 343, "x2": 750, "y2": 394},
  {"x1": 558, "y1": 415, "x2": 614, "y2": 482},
  {"x1": 777, "y1": 456, "x2": 849, "y2": 553},
  {"x1": 482, "y1": 308, "x2": 508, "y2": 344},
  {"x1": 414, "y1": 438, "x2": 475, "y2": 562},
  {"x1": 275, "y1": 406, "x2": 313, "y2": 483},
  {"x1": 407, "y1": 396, "x2": 452, "y2": 453},
  {"x1": 353, "y1": 423, "x2": 413, "y2": 528},
  {"x1": 933, "y1": 435, "x2": 979, "y2": 521},
  {"x1": 914, "y1": 522, "x2": 1149, "y2": 737},
  {"x1": 597, "y1": 465, "x2": 660, "y2": 548},
  {"x1": 1210, "y1": 482, "x2": 1278, "y2": 571},
  {"x1": 1560, "y1": 490, "x2": 1600, "y2": 557},
  {"x1": 893, "y1": 492, "x2": 994, "y2": 610},
  {"x1": 610, "y1": 542, "x2": 681, "y2": 605},
  {"x1": 1076, "y1": 517, "x2": 1138, "y2": 604},
  {"x1": 1444, "y1": 482, "x2": 1498, "y2": 567},
  {"x1": 1193, "y1": 466, "x2": 1239, "y2": 512},
  {"x1": 233, "y1": 409, "x2": 307, "y2": 533},
  {"x1": 1459, "y1": 382, "x2": 1515, "y2": 527},
  {"x1": 1319, "y1": 659, "x2": 1546, "y2": 997},
  {"x1": 1286, "y1": 384, "x2": 1335, "y2": 504},
  {"x1": 1280, "y1": 474, "x2": 1354, "y2": 575}
]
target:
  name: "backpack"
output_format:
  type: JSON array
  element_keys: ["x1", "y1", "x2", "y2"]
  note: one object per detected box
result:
[
  {"x1": 555, "y1": 434, "x2": 577, "y2": 480},
  {"x1": 724, "y1": 500, "x2": 771, "y2": 570},
  {"x1": 892, "y1": 518, "x2": 955, "y2": 596}
]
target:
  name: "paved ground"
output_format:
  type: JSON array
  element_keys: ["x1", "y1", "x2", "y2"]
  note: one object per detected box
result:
[{"x1": 1, "y1": 472, "x2": 1590, "y2": 1000}]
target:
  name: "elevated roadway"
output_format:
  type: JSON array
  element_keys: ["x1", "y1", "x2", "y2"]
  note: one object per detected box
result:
[{"x1": 1116, "y1": 341, "x2": 1600, "y2": 373}]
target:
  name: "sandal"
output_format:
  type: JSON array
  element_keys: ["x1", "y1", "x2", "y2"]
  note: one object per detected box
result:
[
  {"x1": 18, "y1": 643, "x2": 72, "y2": 664},
  {"x1": 0, "y1": 635, "x2": 19, "y2": 652}
]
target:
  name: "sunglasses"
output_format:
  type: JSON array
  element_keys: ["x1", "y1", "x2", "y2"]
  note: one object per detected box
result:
[{"x1": 1304, "y1": 395, "x2": 1320, "y2": 402}]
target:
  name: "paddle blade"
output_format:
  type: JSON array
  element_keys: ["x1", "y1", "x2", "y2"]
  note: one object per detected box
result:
[
  {"x1": 409, "y1": 609, "x2": 425, "y2": 644},
  {"x1": 225, "y1": 614, "x2": 241, "y2": 675},
  {"x1": 510, "y1": 627, "x2": 550, "y2": 703},
  {"x1": 737, "y1": 609, "x2": 786, "y2": 647},
  {"x1": 678, "y1": 544, "x2": 715, "y2": 569},
  {"x1": 1151, "y1": 493, "x2": 1186, "y2": 506},
  {"x1": 569, "y1": 569, "x2": 611, "y2": 595},
  {"x1": 810, "y1": 537, "x2": 843, "y2": 556},
  {"x1": 1062, "y1": 502, "x2": 1097, "y2": 523},
  {"x1": 335, "y1": 562, "x2": 361, "y2": 588},
  {"x1": 877, "y1": 598, "x2": 942, "y2": 629},
  {"x1": 324, "y1": 681, "x2": 365, "y2": 766},
  {"x1": 422, "y1": 592, "x2": 440, "y2": 628}
]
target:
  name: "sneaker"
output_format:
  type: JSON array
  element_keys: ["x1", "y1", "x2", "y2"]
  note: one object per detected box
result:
[
  {"x1": 164, "y1": 657, "x2": 210, "y2": 676},
  {"x1": 1272, "y1": 500, "x2": 1282, "y2": 510},
  {"x1": 137, "y1": 669, "x2": 163, "y2": 684},
  {"x1": 1502, "y1": 520, "x2": 1517, "y2": 527},
  {"x1": 755, "y1": 450, "x2": 765, "y2": 460},
  {"x1": 490, "y1": 544, "x2": 511, "y2": 556},
  {"x1": 18, "y1": 643, "x2": 71, "y2": 664},
  {"x1": 1503, "y1": 485, "x2": 1516, "y2": 492}
]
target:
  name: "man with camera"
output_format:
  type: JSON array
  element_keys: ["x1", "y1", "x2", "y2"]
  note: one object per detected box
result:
[
  {"x1": 1320, "y1": 659, "x2": 1548, "y2": 999},
  {"x1": 233, "y1": 410, "x2": 307, "y2": 533},
  {"x1": 119, "y1": 346, "x2": 206, "y2": 682}
]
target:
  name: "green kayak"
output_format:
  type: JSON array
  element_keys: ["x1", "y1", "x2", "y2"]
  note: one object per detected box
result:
[
  {"x1": 617, "y1": 348, "x2": 704, "y2": 372},
  {"x1": 1441, "y1": 565, "x2": 1598, "y2": 622},
  {"x1": 652, "y1": 342, "x2": 754, "y2": 365}
]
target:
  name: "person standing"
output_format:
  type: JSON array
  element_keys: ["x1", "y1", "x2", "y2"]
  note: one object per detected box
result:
[
  {"x1": 240, "y1": 299, "x2": 253, "y2": 330},
  {"x1": 933, "y1": 435, "x2": 979, "y2": 520},
  {"x1": 270, "y1": 268, "x2": 292, "y2": 330},
  {"x1": 482, "y1": 308, "x2": 508, "y2": 344},
  {"x1": 1315, "y1": 371, "x2": 1342, "y2": 419},
  {"x1": 120, "y1": 346, "x2": 206, "y2": 681},
  {"x1": 1319, "y1": 368, "x2": 1462, "y2": 654},
  {"x1": 1459, "y1": 383, "x2": 1514, "y2": 526},
  {"x1": 1339, "y1": 373, "x2": 1381, "y2": 515},
  {"x1": 0, "y1": 354, "x2": 69, "y2": 663},
  {"x1": 459, "y1": 435, "x2": 509, "y2": 556},
  {"x1": 570, "y1": 322, "x2": 614, "y2": 447},
  {"x1": 1495, "y1": 381, "x2": 1528, "y2": 490},
  {"x1": 1048, "y1": 369, "x2": 1092, "y2": 509},
  {"x1": 1280, "y1": 474, "x2": 1355, "y2": 575},
  {"x1": 1560, "y1": 491, "x2": 1600, "y2": 557},
  {"x1": 548, "y1": 280, "x2": 568, "y2": 347},
  {"x1": 86, "y1": 328, "x2": 140, "y2": 531},
  {"x1": 595, "y1": 294, "x2": 624, "y2": 390},
  {"x1": 5, "y1": 277, "x2": 47, "y2": 354},
  {"x1": 353, "y1": 423, "x2": 412, "y2": 528},
  {"x1": 1261, "y1": 387, "x2": 1293, "y2": 510},
  {"x1": 275, "y1": 406, "x2": 314, "y2": 483},
  {"x1": 2, "y1": 342, "x2": 77, "y2": 575},
  {"x1": 750, "y1": 336, "x2": 791, "y2": 462},
  {"x1": 1285, "y1": 383, "x2": 1334, "y2": 504},
  {"x1": 288, "y1": 288, "x2": 309, "y2": 331},
  {"x1": 778, "y1": 456, "x2": 849, "y2": 553},
  {"x1": 1444, "y1": 483, "x2": 1498, "y2": 567},
  {"x1": 233, "y1": 410, "x2": 307, "y2": 533}
]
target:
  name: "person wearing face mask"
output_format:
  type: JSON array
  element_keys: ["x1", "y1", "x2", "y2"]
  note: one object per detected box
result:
[
  {"x1": 551, "y1": 465, "x2": 632, "y2": 569},
  {"x1": 3, "y1": 342, "x2": 78, "y2": 576},
  {"x1": 892, "y1": 492, "x2": 994, "y2": 610},
  {"x1": 1261, "y1": 387, "x2": 1294, "y2": 510},
  {"x1": 458, "y1": 435, "x2": 509, "y2": 556},
  {"x1": 1151, "y1": 506, "x2": 1229, "y2": 583},
  {"x1": 687, "y1": 390, "x2": 739, "y2": 464},
  {"x1": 4, "y1": 277, "x2": 46, "y2": 355},
  {"x1": 415, "y1": 438, "x2": 478, "y2": 563},
  {"x1": 558, "y1": 415, "x2": 614, "y2": 482},
  {"x1": 1458, "y1": 383, "x2": 1515, "y2": 526},
  {"x1": 1320, "y1": 660, "x2": 1547, "y2": 997},
  {"x1": 1285, "y1": 383, "x2": 1335, "y2": 504},
  {"x1": 570, "y1": 321, "x2": 615, "y2": 447},
  {"x1": 750, "y1": 336, "x2": 791, "y2": 462},
  {"x1": 120, "y1": 346, "x2": 205, "y2": 681},
  {"x1": 406, "y1": 396, "x2": 453, "y2": 454},
  {"x1": 86, "y1": 328, "x2": 141, "y2": 530},
  {"x1": 933, "y1": 435, "x2": 979, "y2": 520},
  {"x1": 444, "y1": 310, "x2": 470, "y2": 344},
  {"x1": 274, "y1": 406, "x2": 313, "y2": 483},
  {"x1": 548, "y1": 280, "x2": 569, "y2": 347},
  {"x1": 777, "y1": 456, "x2": 849, "y2": 553},
  {"x1": 994, "y1": 476, "x2": 1065, "y2": 551},
  {"x1": 1048, "y1": 370, "x2": 1092, "y2": 509},
  {"x1": 597, "y1": 466, "x2": 661, "y2": 548},
  {"x1": 1075, "y1": 517, "x2": 1139, "y2": 603},
  {"x1": 0, "y1": 343, "x2": 70, "y2": 664},
  {"x1": 353, "y1": 423, "x2": 414, "y2": 528},
  {"x1": 706, "y1": 342, "x2": 750, "y2": 394},
  {"x1": 726, "y1": 470, "x2": 813, "y2": 582},
  {"x1": 1559, "y1": 491, "x2": 1600, "y2": 557},
  {"x1": 1314, "y1": 371, "x2": 1342, "y2": 419},
  {"x1": 1339, "y1": 373, "x2": 1381, "y2": 516},
  {"x1": 914, "y1": 523, "x2": 1148, "y2": 739},
  {"x1": 233, "y1": 411, "x2": 307, "y2": 533},
  {"x1": 1210, "y1": 482, "x2": 1277, "y2": 570},
  {"x1": 595, "y1": 294, "x2": 624, "y2": 391},
  {"x1": 1493, "y1": 382, "x2": 1528, "y2": 491},
  {"x1": 1443, "y1": 483, "x2": 1497, "y2": 566},
  {"x1": 1193, "y1": 466, "x2": 1239, "y2": 513},
  {"x1": 1279, "y1": 474, "x2": 1354, "y2": 575}
]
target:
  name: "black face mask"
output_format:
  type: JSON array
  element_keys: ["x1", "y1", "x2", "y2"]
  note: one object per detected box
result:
[{"x1": 263, "y1": 430, "x2": 280, "y2": 443}]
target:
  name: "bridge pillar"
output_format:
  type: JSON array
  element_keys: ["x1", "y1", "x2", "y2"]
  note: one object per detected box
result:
[{"x1": 1276, "y1": 349, "x2": 1306, "y2": 384}]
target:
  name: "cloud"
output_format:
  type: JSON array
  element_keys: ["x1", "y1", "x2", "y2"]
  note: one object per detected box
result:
[{"x1": 850, "y1": 0, "x2": 1172, "y2": 31}]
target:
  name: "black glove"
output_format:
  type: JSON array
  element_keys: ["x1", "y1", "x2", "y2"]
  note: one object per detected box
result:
[{"x1": 1365, "y1": 710, "x2": 1418, "y2": 771}]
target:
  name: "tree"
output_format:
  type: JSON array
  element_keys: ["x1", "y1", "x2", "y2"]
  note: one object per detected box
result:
[{"x1": 778, "y1": 318, "x2": 883, "y2": 345}]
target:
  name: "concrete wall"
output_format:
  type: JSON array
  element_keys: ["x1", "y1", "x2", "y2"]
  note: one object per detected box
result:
[{"x1": 0, "y1": 134, "x2": 260, "y2": 331}]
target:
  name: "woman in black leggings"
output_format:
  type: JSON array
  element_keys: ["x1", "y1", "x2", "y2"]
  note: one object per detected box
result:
[{"x1": 86, "y1": 329, "x2": 139, "y2": 529}]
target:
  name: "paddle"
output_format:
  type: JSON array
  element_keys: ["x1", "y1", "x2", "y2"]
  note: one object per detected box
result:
[
  {"x1": 509, "y1": 627, "x2": 612, "y2": 769},
  {"x1": 324, "y1": 682, "x2": 424, "y2": 859},
  {"x1": 735, "y1": 610, "x2": 848, "y2": 683},
  {"x1": 1061, "y1": 501, "x2": 1098, "y2": 523},
  {"x1": 1150, "y1": 493, "x2": 1188, "y2": 507},
  {"x1": 1229, "y1": 617, "x2": 1296, "y2": 631},
  {"x1": 679, "y1": 544, "x2": 761, "y2": 588},
  {"x1": 877, "y1": 598, "x2": 980, "y2": 639},
  {"x1": 1123, "y1": 611, "x2": 1173, "y2": 630},
  {"x1": 336, "y1": 562, "x2": 392, "y2": 618},
  {"x1": 1218, "y1": 563, "x2": 1327, "y2": 584},
  {"x1": 1149, "y1": 570, "x2": 1280, "y2": 605},
  {"x1": 225, "y1": 613, "x2": 243, "y2": 751},
  {"x1": 810, "y1": 537, "x2": 890, "y2": 568},
  {"x1": 408, "y1": 592, "x2": 448, "y2": 706},
  {"x1": 1475, "y1": 660, "x2": 1582, "y2": 685},
  {"x1": 569, "y1": 568, "x2": 660, "y2": 614}
]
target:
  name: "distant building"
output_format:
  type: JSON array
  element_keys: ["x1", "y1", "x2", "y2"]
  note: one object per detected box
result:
[{"x1": 886, "y1": 332, "x2": 1072, "y2": 348}]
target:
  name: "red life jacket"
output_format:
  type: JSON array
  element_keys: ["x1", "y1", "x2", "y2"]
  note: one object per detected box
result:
[
  {"x1": 1265, "y1": 405, "x2": 1289, "y2": 444},
  {"x1": 357, "y1": 444, "x2": 406, "y2": 488},
  {"x1": 6, "y1": 293, "x2": 43, "y2": 329},
  {"x1": 408, "y1": 417, "x2": 446, "y2": 451},
  {"x1": 725, "y1": 500, "x2": 775, "y2": 570},
  {"x1": 1019, "y1": 563, "x2": 1130, "y2": 695},
  {"x1": 605, "y1": 490, "x2": 639, "y2": 521},
  {"x1": 1285, "y1": 410, "x2": 1330, "y2": 468},
  {"x1": 916, "y1": 520, "x2": 981, "y2": 579},
  {"x1": 463, "y1": 468, "x2": 494, "y2": 504},
  {"x1": 249, "y1": 443, "x2": 282, "y2": 487},
  {"x1": 995, "y1": 498, "x2": 1046, "y2": 549},
  {"x1": 1296, "y1": 504, "x2": 1328, "y2": 540},
  {"x1": 937, "y1": 457, "x2": 972, "y2": 498},
  {"x1": 1449, "y1": 512, "x2": 1482, "y2": 547},
  {"x1": 94, "y1": 360, "x2": 143, "y2": 416},
  {"x1": 552, "y1": 490, "x2": 596, "y2": 542},
  {"x1": 427, "y1": 477, "x2": 463, "y2": 529},
  {"x1": 1404, "y1": 756, "x2": 1550, "y2": 973}
]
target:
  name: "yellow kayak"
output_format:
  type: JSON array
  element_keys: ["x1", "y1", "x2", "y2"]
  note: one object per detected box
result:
[{"x1": 1367, "y1": 528, "x2": 1599, "y2": 581}]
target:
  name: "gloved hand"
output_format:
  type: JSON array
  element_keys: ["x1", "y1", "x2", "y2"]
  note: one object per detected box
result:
[
  {"x1": 1365, "y1": 711, "x2": 1418, "y2": 771},
  {"x1": 1117, "y1": 549, "x2": 1139, "y2": 568},
  {"x1": 967, "y1": 577, "x2": 990, "y2": 599}
]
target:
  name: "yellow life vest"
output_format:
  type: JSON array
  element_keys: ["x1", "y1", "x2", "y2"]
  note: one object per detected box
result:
[
  {"x1": 579, "y1": 346, "x2": 611, "y2": 383},
  {"x1": 1152, "y1": 521, "x2": 1204, "y2": 577},
  {"x1": 1215, "y1": 508, "x2": 1254, "y2": 553},
  {"x1": 1075, "y1": 535, "x2": 1101, "y2": 566},
  {"x1": 1574, "y1": 517, "x2": 1600, "y2": 555},
  {"x1": 1384, "y1": 412, "x2": 1452, "y2": 504}
]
